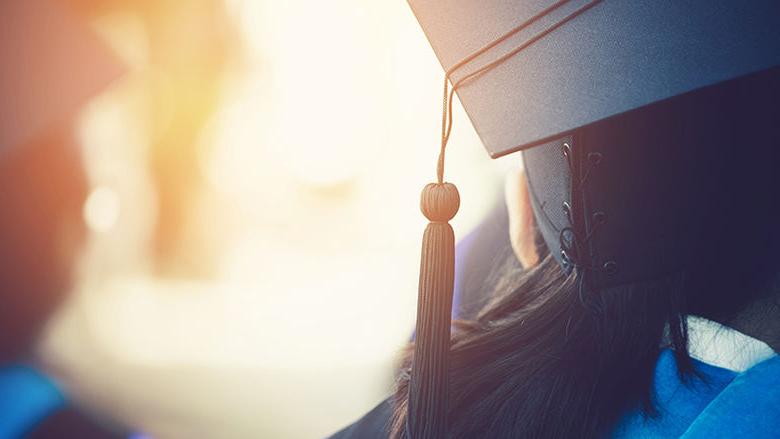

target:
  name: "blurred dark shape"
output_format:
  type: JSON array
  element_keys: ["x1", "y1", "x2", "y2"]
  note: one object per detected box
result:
[
  {"x1": 28, "y1": 405, "x2": 126, "y2": 439},
  {"x1": 0, "y1": 124, "x2": 86, "y2": 361},
  {"x1": 0, "y1": 1, "x2": 132, "y2": 437},
  {"x1": 0, "y1": 125, "x2": 132, "y2": 439},
  {"x1": 0, "y1": 0, "x2": 122, "y2": 362}
]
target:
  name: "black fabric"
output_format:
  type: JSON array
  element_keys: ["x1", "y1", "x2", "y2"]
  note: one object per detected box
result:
[
  {"x1": 523, "y1": 66, "x2": 780, "y2": 289},
  {"x1": 453, "y1": 202, "x2": 516, "y2": 321},
  {"x1": 25, "y1": 406, "x2": 128, "y2": 439}
]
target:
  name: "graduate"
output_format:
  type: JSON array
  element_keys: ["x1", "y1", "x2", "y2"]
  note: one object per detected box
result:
[
  {"x1": 331, "y1": 1, "x2": 780, "y2": 438},
  {"x1": 0, "y1": 2, "x2": 132, "y2": 438}
]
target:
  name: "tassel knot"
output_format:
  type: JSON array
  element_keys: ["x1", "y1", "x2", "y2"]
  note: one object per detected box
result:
[{"x1": 420, "y1": 182, "x2": 460, "y2": 222}]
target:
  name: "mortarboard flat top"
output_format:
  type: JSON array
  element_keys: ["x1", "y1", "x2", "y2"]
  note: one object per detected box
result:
[
  {"x1": 408, "y1": 0, "x2": 780, "y2": 158},
  {"x1": 0, "y1": 0, "x2": 124, "y2": 155}
]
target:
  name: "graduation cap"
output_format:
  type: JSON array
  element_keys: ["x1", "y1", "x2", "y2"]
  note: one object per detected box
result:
[
  {"x1": 405, "y1": 1, "x2": 780, "y2": 437},
  {"x1": 0, "y1": 0, "x2": 124, "y2": 157}
]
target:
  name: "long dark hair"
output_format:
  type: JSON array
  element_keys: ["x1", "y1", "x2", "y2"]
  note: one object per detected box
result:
[{"x1": 390, "y1": 234, "x2": 775, "y2": 439}]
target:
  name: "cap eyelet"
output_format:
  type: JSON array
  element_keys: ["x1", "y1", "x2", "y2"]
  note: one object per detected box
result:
[
  {"x1": 592, "y1": 211, "x2": 607, "y2": 225},
  {"x1": 560, "y1": 250, "x2": 572, "y2": 269},
  {"x1": 562, "y1": 142, "x2": 572, "y2": 158},
  {"x1": 562, "y1": 201, "x2": 573, "y2": 223},
  {"x1": 603, "y1": 261, "x2": 618, "y2": 276}
]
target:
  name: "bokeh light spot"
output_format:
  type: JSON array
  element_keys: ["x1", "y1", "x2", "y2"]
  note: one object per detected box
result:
[{"x1": 83, "y1": 186, "x2": 121, "y2": 233}]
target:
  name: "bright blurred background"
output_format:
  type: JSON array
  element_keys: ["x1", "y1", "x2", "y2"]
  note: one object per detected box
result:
[{"x1": 41, "y1": 1, "x2": 514, "y2": 437}]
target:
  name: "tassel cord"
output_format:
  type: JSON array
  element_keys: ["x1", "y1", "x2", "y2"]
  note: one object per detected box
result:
[{"x1": 437, "y1": 0, "x2": 602, "y2": 184}]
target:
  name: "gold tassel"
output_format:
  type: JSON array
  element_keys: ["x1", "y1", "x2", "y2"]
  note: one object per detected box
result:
[{"x1": 408, "y1": 182, "x2": 459, "y2": 439}]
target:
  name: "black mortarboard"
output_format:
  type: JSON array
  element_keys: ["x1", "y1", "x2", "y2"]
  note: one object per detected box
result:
[
  {"x1": 404, "y1": 1, "x2": 780, "y2": 438},
  {"x1": 409, "y1": 0, "x2": 780, "y2": 157},
  {"x1": 0, "y1": 0, "x2": 124, "y2": 156}
]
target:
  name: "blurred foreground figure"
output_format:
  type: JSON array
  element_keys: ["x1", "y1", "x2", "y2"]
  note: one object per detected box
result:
[
  {"x1": 0, "y1": 2, "x2": 130, "y2": 437},
  {"x1": 333, "y1": 1, "x2": 780, "y2": 438}
]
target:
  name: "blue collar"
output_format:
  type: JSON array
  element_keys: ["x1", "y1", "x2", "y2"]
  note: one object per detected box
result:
[
  {"x1": 0, "y1": 365, "x2": 66, "y2": 438},
  {"x1": 680, "y1": 355, "x2": 780, "y2": 438},
  {"x1": 612, "y1": 351, "x2": 780, "y2": 438}
]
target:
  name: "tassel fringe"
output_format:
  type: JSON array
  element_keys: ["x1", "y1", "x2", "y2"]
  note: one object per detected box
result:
[{"x1": 408, "y1": 182, "x2": 459, "y2": 439}]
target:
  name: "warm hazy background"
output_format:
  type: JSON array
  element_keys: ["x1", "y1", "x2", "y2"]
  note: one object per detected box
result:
[{"x1": 43, "y1": 1, "x2": 514, "y2": 437}]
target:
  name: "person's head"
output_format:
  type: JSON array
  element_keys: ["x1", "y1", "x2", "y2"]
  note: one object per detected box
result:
[
  {"x1": 514, "y1": 67, "x2": 780, "y2": 312},
  {"x1": 391, "y1": 67, "x2": 780, "y2": 439},
  {"x1": 0, "y1": 125, "x2": 89, "y2": 361}
]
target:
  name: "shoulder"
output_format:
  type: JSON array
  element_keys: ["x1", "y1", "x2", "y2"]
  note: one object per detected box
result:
[{"x1": 327, "y1": 398, "x2": 394, "y2": 439}]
